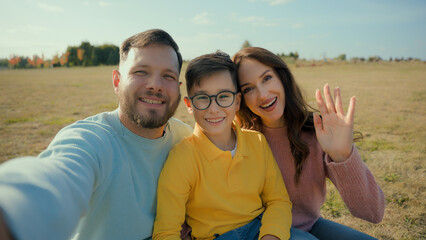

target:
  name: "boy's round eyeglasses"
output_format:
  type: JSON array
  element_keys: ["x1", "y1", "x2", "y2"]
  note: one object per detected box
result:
[{"x1": 189, "y1": 90, "x2": 238, "y2": 110}]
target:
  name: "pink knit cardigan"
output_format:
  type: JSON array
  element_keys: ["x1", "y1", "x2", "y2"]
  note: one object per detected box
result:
[{"x1": 261, "y1": 126, "x2": 385, "y2": 231}]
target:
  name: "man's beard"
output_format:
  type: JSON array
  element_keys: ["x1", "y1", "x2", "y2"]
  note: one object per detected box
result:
[{"x1": 119, "y1": 90, "x2": 180, "y2": 129}]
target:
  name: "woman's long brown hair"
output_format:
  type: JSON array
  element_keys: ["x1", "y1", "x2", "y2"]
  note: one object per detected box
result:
[{"x1": 233, "y1": 47, "x2": 315, "y2": 184}]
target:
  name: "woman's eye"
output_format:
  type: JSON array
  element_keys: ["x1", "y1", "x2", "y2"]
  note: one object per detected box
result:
[
  {"x1": 264, "y1": 75, "x2": 272, "y2": 81},
  {"x1": 242, "y1": 87, "x2": 253, "y2": 94}
]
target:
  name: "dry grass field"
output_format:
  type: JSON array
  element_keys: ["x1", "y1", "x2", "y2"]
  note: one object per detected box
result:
[{"x1": 0, "y1": 62, "x2": 425, "y2": 239}]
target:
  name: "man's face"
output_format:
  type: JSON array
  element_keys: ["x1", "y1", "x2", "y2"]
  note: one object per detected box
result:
[{"x1": 114, "y1": 44, "x2": 181, "y2": 129}]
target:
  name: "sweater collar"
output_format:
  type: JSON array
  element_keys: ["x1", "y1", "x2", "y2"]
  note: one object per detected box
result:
[{"x1": 262, "y1": 125, "x2": 288, "y2": 140}]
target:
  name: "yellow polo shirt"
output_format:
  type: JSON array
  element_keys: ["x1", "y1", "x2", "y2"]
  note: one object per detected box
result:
[{"x1": 153, "y1": 123, "x2": 292, "y2": 240}]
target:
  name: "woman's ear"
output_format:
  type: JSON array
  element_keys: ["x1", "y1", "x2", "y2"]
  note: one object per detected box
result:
[{"x1": 183, "y1": 97, "x2": 193, "y2": 115}]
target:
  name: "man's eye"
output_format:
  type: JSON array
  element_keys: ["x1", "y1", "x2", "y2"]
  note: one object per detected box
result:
[{"x1": 164, "y1": 75, "x2": 177, "y2": 81}]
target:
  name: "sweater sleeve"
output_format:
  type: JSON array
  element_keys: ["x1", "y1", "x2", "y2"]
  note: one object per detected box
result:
[
  {"x1": 259, "y1": 135, "x2": 292, "y2": 240},
  {"x1": 153, "y1": 143, "x2": 195, "y2": 240},
  {"x1": 0, "y1": 126, "x2": 102, "y2": 240},
  {"x1": 324, "y1": 145, "x2": 385, "y2": 223}
]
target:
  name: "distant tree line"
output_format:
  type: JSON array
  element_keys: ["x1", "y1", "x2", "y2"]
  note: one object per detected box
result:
[
  {"x1": 1, "y1": 40, "x2": 423, "y2": 69},
  {"x1": 240, "y1": 40, "x2": 299, "y2": 62},
  {"x1": 2, "y1": 42, "x2": 119, "y2": 69}
]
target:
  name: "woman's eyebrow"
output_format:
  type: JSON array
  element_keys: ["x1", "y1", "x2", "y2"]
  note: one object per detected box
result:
[
  {"x1": 239, "y1": 70, "x2": 271, "y2": 88},
  {"x1": 259, "y1": 70, "x2": 271, "y2": 78}
]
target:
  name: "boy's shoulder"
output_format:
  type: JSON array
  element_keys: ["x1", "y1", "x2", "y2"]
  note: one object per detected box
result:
[
  {"x1": 169, "y1": 133, "x2": 198, "y2": 153},
  {"x1": 238, "y1": 127, "x2": 266, "y2": 141}
]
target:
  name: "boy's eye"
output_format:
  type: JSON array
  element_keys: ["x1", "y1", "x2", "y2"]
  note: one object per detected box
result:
[
  {"x1": 195, "y1": 95, "x2": 209, "y2": 101},
  {"x1": 135, "y1": 70, "x2": 147, "y2": 75}
]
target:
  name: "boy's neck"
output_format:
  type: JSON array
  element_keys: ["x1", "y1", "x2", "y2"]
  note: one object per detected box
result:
[{"x1": 205, "y1": 127, "x2": 236, "y2": 152}]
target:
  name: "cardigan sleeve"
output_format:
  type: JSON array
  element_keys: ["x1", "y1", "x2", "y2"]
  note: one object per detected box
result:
[
  {"x1": 153, "y1": 142, "x2": 195, "y2": 240},
  {"x1": 259, "y1": 135, "x2": 292, "y2": 240},
  {"x1": 324, "y1": 145, "x2": 385, "y2": 223}
]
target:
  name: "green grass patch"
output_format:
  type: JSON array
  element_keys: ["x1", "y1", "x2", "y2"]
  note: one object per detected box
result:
[
  {"x1": 42, "y1": 117, "x2": 76, "y2": 126},
  {"x1": 38, "y1": 129, "x2": 56, "y2": 136},
  {"x1": 410, "y1": 91, "x2": 426, "y2": 102},
  {"x1": 97, "y1": 103, "x2": 117, "y2": 111},
  {"x1": 358, "y1": 139, "x2": 396, "y2": 152},
  {"x1": 321, "y1": 188, "x2": 345, "y2": 218},
  {"x1": 383, "y1": 173, "x2": 400, "y2": 183},
  {"x1": 387, "y1": 193, "x2": 410, "y2": 207},
  {"x1": 4, "y1": 117, "x2": 34, "y2": 124}
]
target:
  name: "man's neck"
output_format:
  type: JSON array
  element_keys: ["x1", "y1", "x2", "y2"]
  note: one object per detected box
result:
[{"x1": 118, "y1": 112, "x2": 165, "y2": 139}]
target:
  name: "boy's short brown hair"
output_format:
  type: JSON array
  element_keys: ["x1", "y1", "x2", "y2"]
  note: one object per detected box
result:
[{"x1": 185, "y1": 50, "x2": 237, "y2": 95}]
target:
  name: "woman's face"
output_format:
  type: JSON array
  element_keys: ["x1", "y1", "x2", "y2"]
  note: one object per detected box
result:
[{"x1": 238, "y1": 58, "x2": 286, "y2": 128}]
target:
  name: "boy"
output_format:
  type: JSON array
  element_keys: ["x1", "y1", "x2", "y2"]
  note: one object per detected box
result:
[{"x1": 153, "y1": 51, "x2": 292, "y2": 240}]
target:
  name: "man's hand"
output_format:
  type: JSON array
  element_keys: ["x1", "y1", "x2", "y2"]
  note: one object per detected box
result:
[
  {"x1": 261, "y1": 234, "x2": 280, "y2": 240},
  {"x1": 181, "y1": 235, "x2": 191, "y2": 240},
  {"x1": 0, "y1": 212, "x2": 13, "y2": 240}
]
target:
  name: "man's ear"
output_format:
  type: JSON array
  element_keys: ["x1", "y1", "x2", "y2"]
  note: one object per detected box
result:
[
  {"x1": 112, "y1": 69, "x2": 120, "y2": 93},
  {"x1": 183, "y1": 97, "x2": 193, "y2": 115},
  {"x1": 234, "y1": 92, "x2": 242, "y2": 112}
]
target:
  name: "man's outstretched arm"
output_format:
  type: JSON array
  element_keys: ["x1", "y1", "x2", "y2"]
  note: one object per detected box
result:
[{"x1": 0, "y1": 211, "x2": 14, "y2": 240}]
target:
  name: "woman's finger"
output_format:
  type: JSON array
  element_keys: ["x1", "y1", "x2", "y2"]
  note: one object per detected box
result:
[
  {"x1": 313, "y1": 112, "x2": 323, "y2": 133},
  {"x1": 315, "y1": 89, "x2": 328, "y2": 115},
  {"x1": 323, "y1": 84, "x2": 336, "y2": 113},
  {"x1": 346, "y1": 96, "x2": 356, "y2": 124},
  {"x1": 334, "y1": 87, "x2": 344, "y2": 115}
]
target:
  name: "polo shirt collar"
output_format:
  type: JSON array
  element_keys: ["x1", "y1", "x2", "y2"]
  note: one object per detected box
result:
[{"x1": 192, "y1": 122, "x2": 249, "y2": 162}]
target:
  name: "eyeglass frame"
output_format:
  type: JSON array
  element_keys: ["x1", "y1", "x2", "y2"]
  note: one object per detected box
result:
[{"x1": 188, "y1": 90, "x2": 239, "y2": 110}]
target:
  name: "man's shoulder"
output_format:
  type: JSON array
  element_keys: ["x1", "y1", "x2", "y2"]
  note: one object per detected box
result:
[
  {"x1": 167, "y1": 117, "x2": 193, "y2": 137},
  {"x1": 168, "y1": 117, "x2": 192, "y2": 128},
  {"x1": 53, "y1": 111, "x2": 119, "y2": 144}
]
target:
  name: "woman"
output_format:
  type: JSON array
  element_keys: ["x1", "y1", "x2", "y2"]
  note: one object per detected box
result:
[{"x1": 233, "y1": 47, "x2": 385, "y2": 240}]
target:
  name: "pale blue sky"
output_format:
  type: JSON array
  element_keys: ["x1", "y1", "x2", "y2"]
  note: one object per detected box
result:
[{"x1": 1, "y1": 0, "x2": 425, "y2": 60}]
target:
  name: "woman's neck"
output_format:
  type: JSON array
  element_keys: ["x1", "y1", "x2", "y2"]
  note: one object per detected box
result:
[{"x1": 262, "y1": 116, "x2": 286, "y2": 129}]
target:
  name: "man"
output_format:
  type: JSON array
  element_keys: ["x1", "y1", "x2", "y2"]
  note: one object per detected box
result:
[{"x1": 0, "y1": 29, "x2": 192, "y2": 240}]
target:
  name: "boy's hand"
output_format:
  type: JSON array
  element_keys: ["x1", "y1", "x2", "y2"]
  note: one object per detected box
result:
[{"x1": 261, "y1": 234, "x2": 280, "y2": 240}]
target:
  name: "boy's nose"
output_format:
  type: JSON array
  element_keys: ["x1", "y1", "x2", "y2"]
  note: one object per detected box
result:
[{"x1": 207, "y1": 98, "x2": 221, "y2": 112}]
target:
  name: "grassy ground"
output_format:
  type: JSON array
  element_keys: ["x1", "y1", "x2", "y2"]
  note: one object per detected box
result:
[{"x1": 0, "y1": 62, "x2": 425, "y2": 239}]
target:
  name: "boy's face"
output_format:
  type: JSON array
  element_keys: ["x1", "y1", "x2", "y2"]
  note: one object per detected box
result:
[{"x1": 184, "y1": 70, "x2": 241, "y2": 140}]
